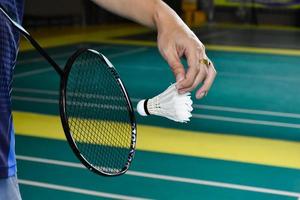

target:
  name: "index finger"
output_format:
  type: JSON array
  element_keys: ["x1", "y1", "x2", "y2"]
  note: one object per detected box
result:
[{"x1": 177, "y1": 49, "x2": 200, "y2": 92}]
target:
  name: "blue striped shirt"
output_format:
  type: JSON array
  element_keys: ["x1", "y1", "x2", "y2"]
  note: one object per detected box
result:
[{"x1": 0, "y1": 0, "x2": 24, "y2": 178}]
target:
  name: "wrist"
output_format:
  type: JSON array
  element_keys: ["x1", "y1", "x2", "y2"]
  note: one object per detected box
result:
[{"x1": 153, "y1": 1, "x2": 183, "y2": 32}]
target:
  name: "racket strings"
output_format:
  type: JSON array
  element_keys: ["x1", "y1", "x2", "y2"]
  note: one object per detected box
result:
[{"x1": 65, "y1": 51, "x2": 132, "y2": 174}]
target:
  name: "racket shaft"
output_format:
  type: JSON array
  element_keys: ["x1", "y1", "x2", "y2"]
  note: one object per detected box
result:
[{"x1": 0, "y1": 5, "x2": 62, "y2": 75}]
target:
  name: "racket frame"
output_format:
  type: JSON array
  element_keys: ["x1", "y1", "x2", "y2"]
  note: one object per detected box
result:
[
  {"x1": 1, "y1": 5, "x2": 137, "y2": 176},
  {"x1": 60, "y1": 48, "x2": 137, "y2": 176}
]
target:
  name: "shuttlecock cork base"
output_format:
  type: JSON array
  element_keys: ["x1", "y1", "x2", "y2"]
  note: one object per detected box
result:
[{"x1": 137, "y1": 83, "x2": 193, "y2": 123}]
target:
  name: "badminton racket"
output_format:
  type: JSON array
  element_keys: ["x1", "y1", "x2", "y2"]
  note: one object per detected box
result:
[{"x1": 0, "y1": 5, "x2": 137, "y2": 176}]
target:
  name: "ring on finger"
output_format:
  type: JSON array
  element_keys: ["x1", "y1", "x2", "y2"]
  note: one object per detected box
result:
[{"x1": 199, "y1": 58, "x2": 212, "y2": 68}]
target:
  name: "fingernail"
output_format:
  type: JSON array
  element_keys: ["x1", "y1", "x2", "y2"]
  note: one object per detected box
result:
[{"x1": 196, "y1": 91, "x2": 206, "y2": 99}]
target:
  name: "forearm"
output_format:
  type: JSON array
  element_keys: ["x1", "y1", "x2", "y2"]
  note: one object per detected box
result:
[{"x1": 91, "y1": 0, "x2": 185, "y2": 30}]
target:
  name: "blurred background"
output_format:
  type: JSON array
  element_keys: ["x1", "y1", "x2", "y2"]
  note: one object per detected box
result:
[
  {"x1": 23, "y1": 0, "x2": 300, "y2": 27},
  {"x1": 12, "y1": 0, "x2": 300, "y2": 199}
]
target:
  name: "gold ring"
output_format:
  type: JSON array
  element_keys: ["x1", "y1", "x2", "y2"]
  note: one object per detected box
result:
[{"x1": 199, "y1": 58, "x2": 212, "y2": 67}]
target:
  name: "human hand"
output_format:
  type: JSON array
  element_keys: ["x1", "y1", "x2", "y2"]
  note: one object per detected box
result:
[
  {"x1": 93, "y1": 0, "x2": 216, "y2": 99},
  {"x1": 157, "y1": 22, "x2": 217, "y2": 99}
]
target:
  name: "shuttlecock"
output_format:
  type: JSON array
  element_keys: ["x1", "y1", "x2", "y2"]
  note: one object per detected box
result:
[{"x1": 137, "y1": 83, "x2": 193, "y2": 123}]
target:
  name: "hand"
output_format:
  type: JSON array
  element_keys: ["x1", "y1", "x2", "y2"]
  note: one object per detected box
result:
[
  {"x1": 157, "y1": 22, "x2": 217, "y2": 99},
  {"x1": 92, "y1": 0, "x2": 216, "y2": 99}
]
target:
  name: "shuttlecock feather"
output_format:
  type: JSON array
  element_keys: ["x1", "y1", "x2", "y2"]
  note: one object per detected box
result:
[{"x1": 137, "y1": 83, "x2": 193, "y2": 123}]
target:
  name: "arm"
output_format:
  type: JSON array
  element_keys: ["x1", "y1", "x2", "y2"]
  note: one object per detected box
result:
[
  {"x1": 92, "y1": 0, "x2": 216, "y2": 99},
  {"x1": 91, "y1": 0, "x2": 163, "y2": 28}
]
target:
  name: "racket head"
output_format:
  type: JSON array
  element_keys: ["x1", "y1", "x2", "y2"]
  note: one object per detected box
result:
[{"x1": 60, "y1": 48, "x2": 136, "y2": 176}]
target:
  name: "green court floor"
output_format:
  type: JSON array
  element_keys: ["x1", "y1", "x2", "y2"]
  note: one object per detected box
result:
[{"x1": 13, "y1": 42, "x2": 300, "y2": 199}]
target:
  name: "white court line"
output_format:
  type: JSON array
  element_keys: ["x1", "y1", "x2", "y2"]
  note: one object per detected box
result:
[
  {"x1": 11, "y1": 95, "x2": 300, "y2": 129},
  {"x1": 194, "y1": 113, "x2": 300, "y2": 129},
  {"x1": 12, "y1": 95, "x2": 129, "y2": 111},
  {"x1": 12, "y1": 87, "x2": 300, "y2": 119},
  {"x1": 13, "y1": 88, "x2": 125, "y2": 101},
  {"x1": 14, "y1": 88, "x2": 58, "y2": 95},
  {"x1": 193, "y1": 104, "x2": 300, "y2": 119},
  {"x1": 16, "y1": 155, "x2": 300, "y2": 198},
  {"x1": 14, "y1": 68, "x2": 53, "y2": 78},
  {"x1": 13, "y1": 96, "x2": 58, "y2": 104},
  {"x1": 219, "y1": 71, "x2": 300, "y2": 83},
  {"x1": 12, "y1": 93, "x2": 300, "y2": 131},
  {"x1": 19, "y1": 179, "x2": 150, "y2": 200},
  {"x1": 116, "y1": 64, "x2": 300, "y2": 83},
  {"x1": 14, "y1": 47, "x2": 148, "y2": 79},
  {"x1": 17, "y1": 45, "x2": 112, "y2": 65},
  {"x1": 107, "y1": 47, "x2": 148, "y2": 58}
]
